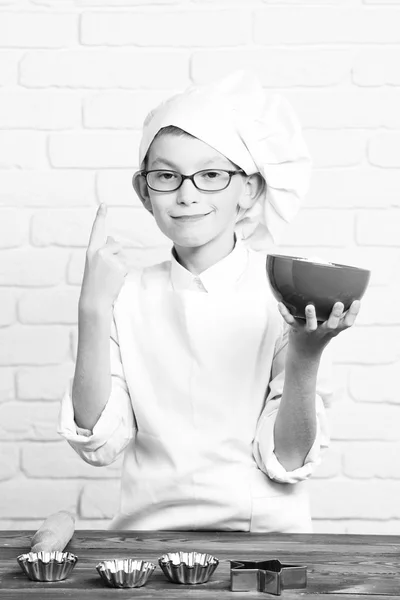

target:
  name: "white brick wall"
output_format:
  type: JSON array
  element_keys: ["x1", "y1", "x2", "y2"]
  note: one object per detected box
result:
[{"x1": 0, "y1": 0, "x2": 398, "y2": 535}]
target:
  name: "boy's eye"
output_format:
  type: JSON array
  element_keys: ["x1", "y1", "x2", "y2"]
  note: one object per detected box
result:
[
  {"x1": 200, "y1": 170, "x2": 222, "y2": 179},
  {"x1": 155, "y1": 171, "x2": 178, "y2": 181}
]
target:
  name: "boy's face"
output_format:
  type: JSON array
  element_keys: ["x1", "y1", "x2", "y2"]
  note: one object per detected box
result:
[{"x1": 137, "y1": 133, "x2": 260, "y2": 249}]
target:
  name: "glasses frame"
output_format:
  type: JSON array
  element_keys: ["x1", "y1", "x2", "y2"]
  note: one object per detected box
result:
[{"x1": 139, "y1": 169, "x2": 246, "y2": 192}]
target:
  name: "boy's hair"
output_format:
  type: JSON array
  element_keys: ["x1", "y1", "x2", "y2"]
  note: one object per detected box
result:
[{"x1": 142, "y1": 125, "x2": 193, "y2": 170}]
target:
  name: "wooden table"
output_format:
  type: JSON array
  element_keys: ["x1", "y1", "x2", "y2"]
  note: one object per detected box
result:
[{"x1": 1, "y1": 530, "x2": 400, "y2": 599}]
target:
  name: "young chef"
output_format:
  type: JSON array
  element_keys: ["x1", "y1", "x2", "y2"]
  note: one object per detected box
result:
[{"x1": 58, "y1": 71, "x2": 360, "y2": 532}]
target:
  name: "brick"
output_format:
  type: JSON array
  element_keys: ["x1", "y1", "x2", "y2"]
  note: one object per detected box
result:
[
  {"x1": 84, "y1": 90, "x2": 174, "y2": 130},
  {"x1": 0, "y1": 326, "x2": 70, "y2": 365},
  {"x1": 21, "y1": 441, "x2": 123, "y2": 478},
  {"x1": 345, "y1": 521, "x2": 400, "y2": 535},
  {"x1": 67, "y1": 250, "x2": 86, "y2": 285},
  {"x1": 348, "y1": 364, "x2": 400, "y2": 404},
  {"x1": 328, "y1": 402, "x2": 400, "y2": 441},
  {"x1": 193, "y1": 0, "x2": 268, "y2": 3},
  {"x1": 343, "y1": 442, "x2": 400, "y2": 479},
  {"x1": 305, "y1": 168, "x2": 400, "y2": 209},
  {"x1": 0, "y1": 51, "x2": 20, "y2": 86},
  {"x1": 31, "y1": 209, "x2": 94, "y2": 248},
  {"x1": 274, "y1": 244, "x2": 399, "y2": 287},
  {"x1": 96, "y1": 170, "x2": 143, "y2": 207},
  {"x1": 309, "y1": 479, "x2": 400, "y2": 519},
  {"x1": 356, "y1": 209, "x2": 400, "y2": 246},
  {"x1": 254, "y1": 7, "x2": 400, "y2": 44},
  {"x1": 0, "y1": 520, "x2": 43, "y2": 530},
  {"x1": 0, "y1": 443, "x2": 19, "y2": 481},
  {"x1": 353, "y1": 49, "x2": 400, "y2": 86},
  {"x1": 20, "y1": 50, "x2": 189, "y2": 89},
  {"x1": 81, "y1": 10, "x2": 251, "y2": 46},
  {"x1": 49, "y1": 132, "x2": 141, "y2": 168},
  {"x1": 0, "y1": 209, "x2": 29, "y2": 248},
  {"x1": 0, "y1": 132, "x2": 47, "y2": 169},
  {"x1": 0, "y1": 249, "x2": 68, "y2": 286},
  {"x1": 0, "y1": 289, "x2": 17, "y2": 326},
  {"x1": 0, "y1": 92, "x2": 81, "y2": 129},
  {"x1": 304, "y1": 130, "x2": 366, "y2": 168},
  {"x1": 0, "y1": 368, "x2": 15, "y2": 403},
  {"x1": 313, "y1": 447, "x2": 341, "y2": 478},
  {"x1": 354, "y1": 285, "x2": 400, "y2": 326},
  {"x1": 279, "y1": 209, "x2": 354, "y2": 247},
  {"x1": 80, "y1": 480, "x2": 120, "y2": 518},
  {"x1": 32, "y1": 0, "x2": 180, "y2": 4},
  {"x1": 17, "y1": 364, "x2": 75, "y2": 401},
  {"x1": 284, "y1": 89, "x2": 400, "y2": 129},
  {"x1": 261, "y1": 0, "x2": 368, "y2": 4},
  {"x1": 329, "y1": 364, "x2": 350, "y2": 406},
  {"x1": 71, "y1": 328, "x2": 78, "y2": 362},
  {"x1": 0, "y1": 13, "x2": 77, "y2": 48},
  {"x1": 18, "y1": 288, "x2": 81, "y2": 325},
  {"x1": 0, "y1": 402, "x2": 62, "y2": 441},
  {"x1": 0, "y1": 171, "x2": 96, "y2": 207},
  {"x1": 312, "y1": 521, "x2": 347, "y2": 534},
  {"x1": 191, "y1": 49, "x2": 352, "y2": 87},
  {"x1": 369, "y1": 133, "x2": 400, "y2": 167},
  {"x1": 330, "y1": 326, "x2": 400, "y2": 365},
  {"x1": 0, "y1": 479, "x2": 81, "y2": 518}
]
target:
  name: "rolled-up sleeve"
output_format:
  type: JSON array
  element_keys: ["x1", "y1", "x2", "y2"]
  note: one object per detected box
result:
[
  {"x1": 252, "y1": 321, "x2": 333, "y2": 484},
  {"x1": 57, "y1": 312, "x2": 136, "y2": 466}
]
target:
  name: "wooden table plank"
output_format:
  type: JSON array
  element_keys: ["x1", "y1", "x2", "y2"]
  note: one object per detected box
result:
[{"x1": 2, "y1": 531, "x2": 400, "y2": 598}]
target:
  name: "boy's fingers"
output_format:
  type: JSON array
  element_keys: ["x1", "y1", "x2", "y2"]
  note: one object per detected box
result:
[
  {"x1": 88, "y1": 204, "x2": 107, "y2": 251},
  {"x1": 305, "y1": 304, "x2": 318, "y2": 331},
  {"x1": 343, "y1": 300, "x2": 361, "y2": 328},
  {"x1": 278, "y1": 302, "x2": 296, "y2": 325}
]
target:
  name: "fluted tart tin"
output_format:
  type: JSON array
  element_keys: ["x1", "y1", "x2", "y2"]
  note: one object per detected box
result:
[
  {"x1": 17, "y1": 551, "x2": 78, "y2": 582},
  {"x1": 158, "y1": 551, "x2": 219, "y2": 585},
  {"x1": 96, "y1": 558, "x2": 156, "y2": 588}
]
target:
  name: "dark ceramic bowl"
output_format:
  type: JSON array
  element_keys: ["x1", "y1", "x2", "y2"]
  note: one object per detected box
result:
[{"x1": 266, "y1": 254, "x2": 371, "y2": 323}]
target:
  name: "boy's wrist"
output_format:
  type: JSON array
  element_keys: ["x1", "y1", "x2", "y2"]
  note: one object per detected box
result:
[
  {"x1": 287, "y1": 334, "x2": 324, "y2": 367},
  {"x1": 78, "y1": 296, "x2": 113, "y2": 320}
]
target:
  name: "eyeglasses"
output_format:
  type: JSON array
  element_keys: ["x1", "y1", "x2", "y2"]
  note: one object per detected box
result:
[{"x1": 139, "y1": 169, "x2": 246, "y2": 192}]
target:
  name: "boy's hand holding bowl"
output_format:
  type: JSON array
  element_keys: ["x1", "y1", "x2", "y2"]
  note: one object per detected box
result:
[{"x1": 266, "y1": 254, "x2": 371, "y2": 356}]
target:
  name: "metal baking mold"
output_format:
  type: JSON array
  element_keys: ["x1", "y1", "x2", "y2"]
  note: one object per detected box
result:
[
  {"x1": 230, "y1": 558, "x2": 307, "y2": 595},
  {"x1": 158, "y1": 551, "x2": 219, "y2": 585},
  {"x1": 96, "y1": 558, "x2": 156, "y2": 588},
  {"x1": 17, "y1": 551, "x2": 78, "y2": 582}
]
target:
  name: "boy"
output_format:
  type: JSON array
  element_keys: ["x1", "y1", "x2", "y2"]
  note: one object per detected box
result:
[{"x1": 58, "y1": 72, "x2": 359, "y2": 532}]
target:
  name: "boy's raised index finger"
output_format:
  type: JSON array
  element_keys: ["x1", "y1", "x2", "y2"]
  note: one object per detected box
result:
[{"x1": 88, "y1": 203, "x2": 107, "y2": 249}]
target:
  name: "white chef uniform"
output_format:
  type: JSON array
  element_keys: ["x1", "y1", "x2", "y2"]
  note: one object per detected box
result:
[{"x1": 58, "y1": 236, "x2": 332, "y2": 533}]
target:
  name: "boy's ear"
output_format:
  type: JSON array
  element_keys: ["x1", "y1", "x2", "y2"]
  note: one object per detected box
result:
[
  {"x1": 132, "y1": 172, "x2": 153, "y2": 214},
  {"x1": 239, "y1": 173, "x2": 266, "y2": 210}
]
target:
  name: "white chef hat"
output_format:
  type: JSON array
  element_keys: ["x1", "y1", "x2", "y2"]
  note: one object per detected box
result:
[{"x1": 136, "y1": 70, "x2": 312, "y2": 252}]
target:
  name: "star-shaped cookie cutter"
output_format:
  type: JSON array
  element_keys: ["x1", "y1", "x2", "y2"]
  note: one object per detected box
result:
[{"x1": 230, "y1": 558, "x2": 307, "y2": 595}]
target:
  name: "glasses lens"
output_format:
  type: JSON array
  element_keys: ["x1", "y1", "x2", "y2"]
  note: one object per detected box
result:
[
  {"x1": 147, "y1": 171, "x2": 181, "y2": 191},
  {"x1": 194, "y1": 170, "x2": 230, "y2": 191}
]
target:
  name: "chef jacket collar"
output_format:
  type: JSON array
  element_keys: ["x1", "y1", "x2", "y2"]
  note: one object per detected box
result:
[{"x1": 170, "y1": 236, "x2": 249, "y2": 292}]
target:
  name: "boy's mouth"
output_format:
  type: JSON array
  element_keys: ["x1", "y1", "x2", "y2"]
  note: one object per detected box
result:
[{"x1": 171, "y1": 212, "x2": 211, "y2": 222}]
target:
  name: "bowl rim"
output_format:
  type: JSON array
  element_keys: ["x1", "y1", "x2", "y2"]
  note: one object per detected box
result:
[{"x1": 267, "y1": 254, "x2": 371, "y2": 274}]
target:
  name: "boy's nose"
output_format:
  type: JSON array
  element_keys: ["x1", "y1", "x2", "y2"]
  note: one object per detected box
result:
[{"x1": 176, "y1": 178, "x2": 200, "y2": 205}]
